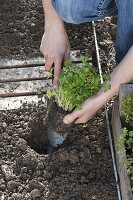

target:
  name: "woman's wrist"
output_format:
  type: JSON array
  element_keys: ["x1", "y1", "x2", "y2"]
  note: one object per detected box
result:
[
  {"x1": 45, "y1": 17, "x2": 64, "y2": 31},
  {"x1": 95, "y1": 82, "x2": 118, "y2": 108},
  {"x1": 42, "y1": 0, "x2": 64, "y2": 31}
]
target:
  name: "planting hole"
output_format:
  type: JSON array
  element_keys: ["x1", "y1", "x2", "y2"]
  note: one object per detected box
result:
[
  {"x1": 26, "y1": 118, "x2": 64, "y2": 154},
  {"x1": 26, "y1": 118, "x2": 51, "y2": 155}
]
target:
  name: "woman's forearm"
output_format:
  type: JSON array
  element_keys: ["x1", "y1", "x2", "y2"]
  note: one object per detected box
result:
[
  {"x1": 42, "y1": 0, "x2": 64, "y2": 29},
  {"x1": 40, "y1": 0, "x2": 70, "y2": 87},
  {"x1": 111, "y1": 45, "x2": 133, "y2": 89},
  {"x1": 97, "y1": 45, "x2": 133, "y2": 104}
]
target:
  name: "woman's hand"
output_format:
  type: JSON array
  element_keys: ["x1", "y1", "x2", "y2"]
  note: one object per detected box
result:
[
  {"x1": 40, "y1": 24, "x2": 70, "y2": 88},
  {"x1": 63, "y1": 94, "x2": 102, "y2": 124},
  {"x1": 41, "y1": 0, "x2": 70, "y2": 87}
]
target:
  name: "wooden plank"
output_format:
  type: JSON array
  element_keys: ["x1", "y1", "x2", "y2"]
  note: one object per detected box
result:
[
  {"x1": 0, "y1": 50, "x2": 92, "y2": 69},
  {"x1": 112, "y1": 100, "x2": 132, "y2": 200},
  {"x1": 0, "y1": 62, "x2": 88, "y2": 83},
  {"x1": 0, "y1": 79, "x2": 51, "y2": 97},
  {"x1": 0, "y1": 49, "x2": 93, "y2": 99},
  {"x1": 0, "y1": 50, "x2": 93, "y2": 83},
  {"x1": 0, "y1": 95, "x2": 47, "y2": 110},
  {"x1": 0, "y1": 66, "x2": 48, "y2": 82},
  {"x1": 119, "y1": 84, "x2": 133, "y2": 113},
  {"x1": 0, "y1": 57, "x2": 44, "y2": 69}
]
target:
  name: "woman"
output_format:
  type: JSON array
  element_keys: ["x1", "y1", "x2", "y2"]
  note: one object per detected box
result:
[{"x1": 40, "y1": 0, "x2": 133, "y2": 124}]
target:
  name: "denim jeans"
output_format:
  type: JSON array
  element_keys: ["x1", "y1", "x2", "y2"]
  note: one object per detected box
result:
[{"x1": 51, "y1": 0, "x2": 133, "y2": 63}]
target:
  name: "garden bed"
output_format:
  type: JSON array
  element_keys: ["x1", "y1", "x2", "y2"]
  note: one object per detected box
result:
[
  {"x1": 0, "y1": 0, "x2": 116, "y2": 67},
  {"x1": 112, "y1": 84, "x2": 133, "y2": 200},
  {"x1": 0, "y1": 1, "x2": 119, "y2": 199},
  {"x1": 0, "y1": 53, "x2": 118, "y2": 199},
  {"x1": 0, "y1": 102, "x2": 118, "y2": 200}
]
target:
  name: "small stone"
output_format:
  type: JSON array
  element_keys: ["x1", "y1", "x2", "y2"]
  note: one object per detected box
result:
[
  {"x1": 17, "y1": 128, "x2": 23, "y2": 134},
  {"x1": 43, "y1": 172, "x2": 52, "y2": 180},
  {"x1": 18, "y1": 185, "x2": 24, "y2": 193},
  {"x1": 91, "y1": 121, "x2": 97, "y2": 126},
  {"x1": 23, "y1": 122, "x2": 28, "y2": 129},
  {"x1": 31, "y1": 189, "x2": 41, "y2": 200},
  {"x1": 0, "y1": 184, "x2": 6, "y2": 191},
  {"x1": 21, "y1": 173, "x2": 30, "y2": 181},
  {"x1": 97, "y1": 147, "x2": 102, "y2": 153},
  {"x1": 28, "y1": 169, "x2": 33, "y2": 175},
  {"x1": 2, "y1": 122, "x2": 7, "y2": 128},
  {"x1": 11, "y1": 193, "x2": 22, "y2": 200},
  {"x1": 24, "y1": 115, "x2": 29, "y2": 121},
  {"x1": 14, "y1": 29, "x2": 17, "y2": 33},
  {"x1": 37, "y1": 163, "x2": 44, "y2": 170},
  {"x1": 1, "y1": 164, "x2": 16, "y2": 181},
  {"x1": 15, "y1": 124, "x2": 21, "y2": 128},
  {"x1": 9, "y1": 22, "x2": 14, "y2": 27},
  {"x1": 38, "y1": 104, "x2": 45, "y2": 110},
  {"x1": 2, "y1": 133, "x2": 8, "y2": 139},
  {"x1": 15, "y1": 139, "x2": 27, "y2": 152},
  {"x1": 31, "y1": 23, "x2": 35, "y2": 27},
  {"x1": 21, "y1": 167, "x2": 27, "y2": 173},
  {"x1": 23, "y1": 154, "x2": 37, "y2": 167},
  {"x1": 28, "y1": 180, "x2": 44, "y2": 190},
  {"x1": 84, "y1": 147, "x2": 90, "y2": 154},
  {"x1": 79, "y1": 151, "x2": 84, "y2": 159},
  {"x1": 25, "y1": 193, "x2": 32, "y2": 199},
  {"x1": 84, "y1": 158, "x2": 91, "y2": 165},
  {"x1": 0, "y1": 194, "x2": 5, "y2": 200},
  {"x1": 7, "y1": 180, "x2": 20, "y2": 192},
  {"x1": 18, "y1": 32, "x2": 24, "y2": 38},
  {"x1": 35, "y1": 170, "x2": 42, "y2": 177}
]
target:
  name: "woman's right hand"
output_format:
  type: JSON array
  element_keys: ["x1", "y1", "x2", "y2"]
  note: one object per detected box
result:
[{"x1": 40, "y1": 23, "x2": 70, "y2": 88}]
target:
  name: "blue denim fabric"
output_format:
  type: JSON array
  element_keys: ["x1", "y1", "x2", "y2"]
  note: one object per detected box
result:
[
  {"x1": 51, "y1": 0, "x2": 133, "y2": 63},
  {"x1": 115, "y1": 0, "x2": 133, "y2": 63}
]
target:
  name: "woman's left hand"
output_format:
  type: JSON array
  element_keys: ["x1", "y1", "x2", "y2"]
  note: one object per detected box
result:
[{"x1": 63, "y1": 94, "x2": 103, "y2": 124}]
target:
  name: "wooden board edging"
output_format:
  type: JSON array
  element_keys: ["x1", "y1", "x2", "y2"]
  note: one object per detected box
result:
[{"x1": 112, "y1": 100, "x2": 132, "y2": 200}]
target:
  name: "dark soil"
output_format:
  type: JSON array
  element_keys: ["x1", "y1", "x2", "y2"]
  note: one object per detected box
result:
[
  {"x1": 0, "y1": 0, "x2": 116, "y2": 71},
  {"x1": 0, "y1": 0, "x2": 118, "y2": 199},
  {"x1": 46, "y1": 99, "x2": 71, "y2": 134},
  {"x1": 95, "y1": 18, "x2": 116, "y2": 73},
  {"x1": 0, "y1": 103, "x2": 118, "y2": 200},
  {"x1": 0, "y1": 0, "x2": 43, "y2": 60},
  {"x1": 0, "y1": 1, "x2": 116, "y2": 86},
  {"x1": 0, "y1": 0, "x2": 94, "y2": 60}
]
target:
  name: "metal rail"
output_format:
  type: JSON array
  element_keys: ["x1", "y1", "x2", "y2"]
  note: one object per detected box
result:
[{"x1": 92, "y1": 21, "x2": 122, "y2": 200}]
